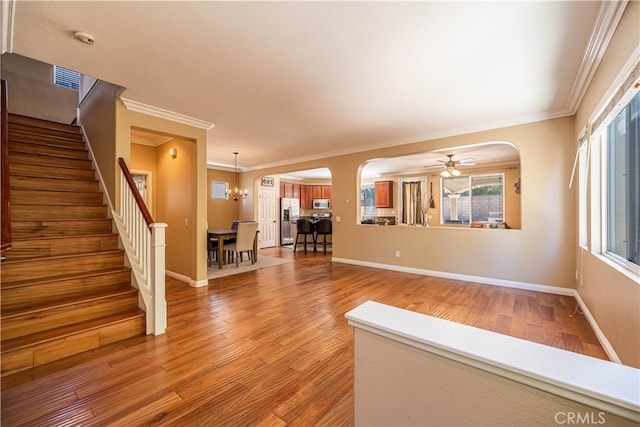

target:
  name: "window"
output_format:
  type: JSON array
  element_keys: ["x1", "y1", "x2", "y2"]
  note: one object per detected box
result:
[
  {"x1": 211, "y1": 181, "x2": 228, "y2": 199},
  {"x1": 442, "y1": 174, "x2": 504, "y2": 224},
  {"x1": 360, "y1": 183, "x2": 376, "y2": 216},
  {"x1": 605, "y1": 91, "x2": 639, "y2": 266},
  {"x1": 53, "y1": 65, "x2": 80, "y2": 90}
]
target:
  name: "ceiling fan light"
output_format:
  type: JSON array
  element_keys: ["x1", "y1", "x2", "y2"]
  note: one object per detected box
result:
[
  {"x1": 441, "y1": 169, "x2": 451, "y2": 177},
  {"x1": 452, "y1": 168, "x2": 461, "y2": 176}
]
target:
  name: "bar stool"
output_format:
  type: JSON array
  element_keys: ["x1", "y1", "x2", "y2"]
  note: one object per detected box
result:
[
  {"x1": 294, "y1": 219, "x2": 315, "y2": 253},
  {"x1": 315, "y1": 218, "x2": 332, "y2": 254}
]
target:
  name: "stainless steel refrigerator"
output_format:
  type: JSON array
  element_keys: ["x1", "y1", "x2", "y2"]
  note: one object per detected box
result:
[{"x1": 281, "y1": 198, "x2": 300, "y2": 245}]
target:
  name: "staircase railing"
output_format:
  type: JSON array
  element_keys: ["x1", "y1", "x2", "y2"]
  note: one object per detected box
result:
[
  {"x1": 1, "y1": 80, "x2": 11, "y2": 253},
  {"x1": 114, "y1": 157, "x2": 167, "y2": 335}
]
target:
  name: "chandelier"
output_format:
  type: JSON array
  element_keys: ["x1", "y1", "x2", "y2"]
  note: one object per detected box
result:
[{"x1": 226, "y1": 152, "x2": 248, "y2": 201}]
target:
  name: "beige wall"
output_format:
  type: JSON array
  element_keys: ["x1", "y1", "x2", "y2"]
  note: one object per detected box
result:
[
  {"x1": 206, "y1": 168, "x2": 240, "y2": 229},
  {"x1": 354, "y1": 328, "x2": 637, "y2": 426},
  {"x1": 156, "y1": 139, "x2": 196, "y2": 277},
  {"x1": 571, "y1": 1, "x2": 640, "y2": 368},
  {"x1": 244, "y1": 117, "x2": 576, "y2": 289},
  {"x1": 80, "y1": 80, "x2": 125, "y2": 206},
  {"x1": 116, "y1": 102, "x2": 208, "y2": 285},
  {"x1": 1, "y1": 53, "x2": 77, "y2": 124}
]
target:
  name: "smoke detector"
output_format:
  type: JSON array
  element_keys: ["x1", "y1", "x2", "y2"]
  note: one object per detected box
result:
[{"x1": 74, "y1": 31, "x2": 95, "y2": 45}]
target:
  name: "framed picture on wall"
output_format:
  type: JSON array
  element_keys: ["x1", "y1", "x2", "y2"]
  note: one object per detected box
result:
[{"x1": 261, "y1": 176, "x2": 275, "y2": 187}]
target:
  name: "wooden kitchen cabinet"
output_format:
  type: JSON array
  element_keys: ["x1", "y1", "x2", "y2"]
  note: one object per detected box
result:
[
  {"x1": 312, "y1": 186, "x2": 323, "y2": 199},
  {"x1": 321, "y1": 185, "x2": 331, "y2": 199},
  {"x1": 375, "y1": 181, "x2": 393, "y2": 208},
  {"x1": 282, "y1": 182, "x2": 294, "y2": 198},
  {"x1": 300, "y1": 185, "x2": 312, "y2": 209},
  {"x1": 293, "y1": 184, "x2": 301, "y2": 199}
]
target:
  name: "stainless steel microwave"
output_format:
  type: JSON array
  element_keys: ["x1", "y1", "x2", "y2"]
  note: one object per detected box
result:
[{"x1": 313, "y1": 199, "x2": 331, "y2": 209}]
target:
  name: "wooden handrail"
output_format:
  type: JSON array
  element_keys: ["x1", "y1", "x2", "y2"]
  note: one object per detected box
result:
[
  {"x1": 118, "y1": 157, "x2": 154, "y2": 228},
  {"x1": 1, "y1": 79, "x2": 11, "y2": 252}
]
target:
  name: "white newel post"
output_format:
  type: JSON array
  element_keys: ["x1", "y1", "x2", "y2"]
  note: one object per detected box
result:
[{"x1": 150, "y1": 223, "x2": 167, "y2": 335}]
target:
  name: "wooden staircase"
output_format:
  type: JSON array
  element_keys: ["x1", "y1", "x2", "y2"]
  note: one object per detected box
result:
[{"x1": 1, "y1": 114, "x2": 146, "y2": 383}]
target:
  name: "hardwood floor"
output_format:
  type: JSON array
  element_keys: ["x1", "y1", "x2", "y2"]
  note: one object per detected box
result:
[{"x1": 1, "y1": 247, "x2": 607, "y2": 426}]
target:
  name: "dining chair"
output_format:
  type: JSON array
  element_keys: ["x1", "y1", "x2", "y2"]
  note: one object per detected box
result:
[
  {"x1": 207, "y1": 233, "x2": 218, "y2": 266},
  {"x1": 223, "y1": 222, "x2": 259, "y2": 267}
]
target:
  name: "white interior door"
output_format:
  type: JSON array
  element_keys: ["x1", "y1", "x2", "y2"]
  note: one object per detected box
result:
[{"x1": 258, "y1": 187, "x2": 277, "y2": 248}]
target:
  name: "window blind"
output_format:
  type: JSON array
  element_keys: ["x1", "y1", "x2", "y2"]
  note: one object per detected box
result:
[
  {"x1": 591, "y1": 57, "x2": 640, "y2": 134},
  {"x1": 53, "y1": 66, "x2": 80, "y2": 90}
]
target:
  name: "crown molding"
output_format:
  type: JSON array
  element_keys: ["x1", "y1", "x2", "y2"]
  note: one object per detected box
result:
[
  {"x1": 130, "y1": 134, "x2": 174, "y2": 147},
  {"x1": 565, "y1": 0, "x2": 628, "y2": 114},
  {"x1": 246, "y1": 107, "x2": 572, "y2": 172},
  {"x1": 1, "y1": 0, "x2": 15, "y2": 54},
  {"x1": 120, "y1": 97, "x2": 214, "y2": 130}
]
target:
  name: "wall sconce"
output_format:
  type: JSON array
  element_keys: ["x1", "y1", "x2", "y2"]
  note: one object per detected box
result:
[{"x1": 169, "y1": 147, "x2": 178, "y2": 159}]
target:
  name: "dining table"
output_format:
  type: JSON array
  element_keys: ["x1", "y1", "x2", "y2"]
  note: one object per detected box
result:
[{"x1": 208, "y1": 228, "x2": 259, "y2": 269}]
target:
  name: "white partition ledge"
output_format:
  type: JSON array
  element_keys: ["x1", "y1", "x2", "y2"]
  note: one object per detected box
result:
[{"x1": 345, "y1": 301, "x2": 640, "y2": 423}]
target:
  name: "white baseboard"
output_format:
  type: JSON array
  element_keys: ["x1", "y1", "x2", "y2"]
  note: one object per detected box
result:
[
  {"x1": 574, "y1": 293, "x2": 621, "y2": 364},
  {"x1": 331, "y1": 257, "x2": 621, "y2": 364},
  {"x1": 165, "y1": 270, "x2": 208, "y2": 287},
  {"x1": 331, "y1": 257, "x2": 575, "y2": 296}
]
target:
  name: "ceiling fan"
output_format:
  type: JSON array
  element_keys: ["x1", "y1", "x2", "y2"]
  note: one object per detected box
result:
[{"x1": 437, "y1": 154, "x2": 476, "y2": 177}]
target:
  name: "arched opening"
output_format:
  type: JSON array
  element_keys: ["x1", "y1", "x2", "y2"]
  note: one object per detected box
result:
[{"x1": 359, "y1": 141, "x2": 521, "y2": 229}]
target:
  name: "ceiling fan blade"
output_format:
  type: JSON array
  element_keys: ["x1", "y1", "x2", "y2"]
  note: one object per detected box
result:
[{"x1": 458, "y1": 157, "x2": 476, "y2": 165}]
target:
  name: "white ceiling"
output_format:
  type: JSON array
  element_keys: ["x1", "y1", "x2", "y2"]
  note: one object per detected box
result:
[{"x1": 5, "y1": 1, "x2": 611, "y2": 174}]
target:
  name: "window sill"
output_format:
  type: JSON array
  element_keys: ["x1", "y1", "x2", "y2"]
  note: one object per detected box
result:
[{"x1": 593, "y1": 252, "x2": 640, "y2": 283}]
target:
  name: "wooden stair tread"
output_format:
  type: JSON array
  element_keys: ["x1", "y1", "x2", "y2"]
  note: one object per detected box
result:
[
  {"x1": 0, "y1": 268, "x2": 130, "y2": 292},
  {"x1": 8, "y1": 122, "x2": 83, "y2": 139},
  {"x1": 0, "y1": 266, "x2": 131, "y2": 290},
  {"x1": 8, "y1": 132, "x2": 86, "y2": 151},
  {"x1": 8, "y1": 114, "x2": 82, "y2": 133},
  {"x1": 9, "y1": 185, "x2": 101, "y2": 193},
  {"x1": 9, "y1": 143, "x2": 89, "y2": 160},
  {"x1": 9, "y1": 158, "x2": 93, "y2": 172},
  {"x1": 10, "y1": 233, "x2": 117, "y2": 243},
  {"x1": 0, "y1": 310, "x2": 146, "y2": 354},
  {"x1": 11, "y1": 218, "x2": 112, "y2": 224},
  {"x1": 0, "y1": 249, "x2": 124, "y2": 272},
  {"x1": 1, "y1": 288, "x2": 138, "y2": 319}
]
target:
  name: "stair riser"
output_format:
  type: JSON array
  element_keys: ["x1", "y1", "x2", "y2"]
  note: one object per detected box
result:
[
  {"x1": 10, "y1": 163, "x2": 96, "y2": 180},
  {"x1": 1, "y1": 315, "x2": 145, "y2": 376},
  {"x1": 11, "y1": 220, "x2": 114, "y2": 239},
  {"x1": 1, "y1": 252, "x2": 125, "y2": 283},
  {"x1": 4, "y1": 235, "x2": 120, "y2": 261},
  {"x1": 2, "y1": 293, "x2": 140, "y2": 340},
  {"x1": 12, "y1": 204, "x2": 108, "y2": 221},
  {"x1": 8, "y1": 123, "x2": 83, "y2": 141},
  {"x1": 9, "y1": 152, "x2": 93, "y2": 170},
  {"x1": 8, "y1": 114, "x2": 81, "y2": 134},
  {"x1": 9, "y1": 142, "x2": 89, "y2": 160},
  {"x1": 9, "y1": 176, "x2": 99, "y2": 192},
  {"x1": 1, "y1": 270, "x2": 132, "y2": 312},
  {"x1": 11, "y1": 190, "x2": 103, "y2": 206},
  {"x1": 9, "y1": 131, "x2": 85, "y2": 150}
]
